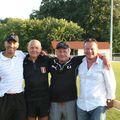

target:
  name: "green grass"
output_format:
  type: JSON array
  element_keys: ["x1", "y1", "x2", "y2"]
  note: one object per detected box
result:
[
  {"x1": 77, "y1": 61, "x2": 120, "y2": 120},
  {"x1": 106, "y1": 62, "x2": 120, "y2": 120}
]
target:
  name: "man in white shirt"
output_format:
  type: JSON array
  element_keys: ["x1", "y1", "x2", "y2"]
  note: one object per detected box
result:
[
  {"x1": 77, "y1": 38, "x2": 116, "y2": 120},
  {"x1": 0, "y1": 34, "x2": 26, "y2": 120}
]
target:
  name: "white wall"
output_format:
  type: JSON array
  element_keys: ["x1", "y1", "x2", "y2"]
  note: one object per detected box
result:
[{"x1": 78, "y1": 49, "x2": 84, "y2": 56}]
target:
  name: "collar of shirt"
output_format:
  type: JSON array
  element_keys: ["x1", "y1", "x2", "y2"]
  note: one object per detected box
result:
[
  {"x1": 82, "y1": 56, "x2": 100, "y2": 65},
  {"x1": 54, "y1": 57, "x2": 71, "y2": 65},
  {"x1": 0, "y1": 52, "x2": 16, "y2": 61}
]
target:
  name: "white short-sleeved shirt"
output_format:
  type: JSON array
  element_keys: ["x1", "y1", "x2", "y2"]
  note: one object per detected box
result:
[{"x1": 0, "y1": 50, "x2": 25, "y2": 97}]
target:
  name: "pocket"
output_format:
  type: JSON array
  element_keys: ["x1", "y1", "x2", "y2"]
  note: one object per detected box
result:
[
  {"x1": 92, "y1": 72, "x2": 103, "y2": 81},
  {"x1": 92, "y1": 73, "x2": 98, "y2": 80}
]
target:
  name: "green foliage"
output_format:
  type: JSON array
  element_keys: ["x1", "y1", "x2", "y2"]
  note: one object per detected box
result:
[
  {"x1": 113, "y1": 0, "x2": 120, "y2": 25},
  {"x1": 107, "y1": 62, "x2": 120, "y2": 120},
  {"x1": 0, "y1": 17, "x2": 84, "y2": 52},
  {"x1": 30, "y1": 0, "x2": 111, "y2": 40},
  {"x1": 113, "y1": 0, "x2": 120, "y2": 53},
  {"x1": 113, "y1": 21, "x2": 120, "y2": 53},
  {"x1": 30, "y1": 0, "x2": 120, "y2": 53},
  {"x1": 77, "y1": 0, "x2": 111, "y2": 40},
  {"x1": 0, "y1": 0, "x2": 120, "y2": 52}
]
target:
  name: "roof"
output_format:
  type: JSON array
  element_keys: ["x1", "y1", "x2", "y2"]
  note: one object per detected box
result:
[{"x1": 51, "y1": 40, "x2": 110, "y2": 50}]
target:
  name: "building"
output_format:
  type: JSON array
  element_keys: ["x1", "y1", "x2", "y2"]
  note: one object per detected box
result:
[{"x1": 51, "y1": 40, "x2": 110, "y2": 59}]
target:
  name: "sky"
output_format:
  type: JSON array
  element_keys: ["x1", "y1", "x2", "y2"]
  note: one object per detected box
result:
[{"x1": 0, "y1": 0, "x2": 42, "y2": 19}]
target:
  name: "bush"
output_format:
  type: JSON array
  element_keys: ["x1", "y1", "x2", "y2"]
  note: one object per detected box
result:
[{"x1": 0, "y1": 17, "x2": 84, "y2": 52}]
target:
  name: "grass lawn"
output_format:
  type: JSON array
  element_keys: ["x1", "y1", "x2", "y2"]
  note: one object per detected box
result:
[{"x1": 106, "y1": 62, "x2": 120, "y2": 120}]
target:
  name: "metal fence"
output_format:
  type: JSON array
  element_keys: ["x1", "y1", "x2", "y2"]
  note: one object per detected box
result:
[{"x1": 112, "y1": 53, "x2": 120, "y2": 61}]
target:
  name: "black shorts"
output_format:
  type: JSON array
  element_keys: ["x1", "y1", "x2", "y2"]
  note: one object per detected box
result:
[
  {"x1": 0, "y1": 92, "x2": 26, "y2": 120},
  {"x1": 26, "y1": 98, "x2": 50, "y2": 117}
]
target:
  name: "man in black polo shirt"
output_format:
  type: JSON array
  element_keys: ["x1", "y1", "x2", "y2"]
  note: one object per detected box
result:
[
  {"x1": 49, "y1": 42, "x2": 84, "y2": 120},
  {"x1": 23, "y1": 40, "x2": 49, "y2": 120}
]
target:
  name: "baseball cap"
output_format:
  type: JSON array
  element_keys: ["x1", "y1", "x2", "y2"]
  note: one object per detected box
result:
[
  {"x1": 56, "y1": 42, "x2": 69, "y2": 49},
  {"x1": 6, "y1": 33, "x2": 19, "y2": 42}
]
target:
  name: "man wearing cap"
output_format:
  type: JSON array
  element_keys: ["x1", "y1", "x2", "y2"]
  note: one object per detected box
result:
[
  {"x1": 0, "y1": 33, "x2": 26, "y2": 120},
  {"x1": 48, "y1": 42, "x2": 84, "y2": 120}
]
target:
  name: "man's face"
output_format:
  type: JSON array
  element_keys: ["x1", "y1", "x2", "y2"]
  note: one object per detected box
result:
[
  {"x1": 27, "y1": 42, "x2": 42, "y2": 58},
  {"x1": 55, "y1": 48, "x2": 71, "y2": 63},
  {"x1": 4, "y1": 40, "x2": 19, "y2": 55},
  {"x1": 84, "y1": 42, "x2": 98, "y2": 60}
]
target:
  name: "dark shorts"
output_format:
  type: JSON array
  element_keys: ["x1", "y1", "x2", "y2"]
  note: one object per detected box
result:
[
  {"x1": 26, "y1": 98, "x2": 50, "y2": 117},
  {"x1": 0, "y1": 92, "x2": 26, "y2": 120}
]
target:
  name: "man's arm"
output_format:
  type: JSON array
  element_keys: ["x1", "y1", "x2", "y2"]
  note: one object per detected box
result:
[
  {"x1": 103, "y1": 66, "x2": 116, "y2": 109},
  {"x1": 73, "y1": 55, "x2": 85, "y2": 65}
]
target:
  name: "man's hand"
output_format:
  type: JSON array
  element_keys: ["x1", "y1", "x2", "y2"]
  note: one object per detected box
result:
[
  {"x1": 106, "y1": 99, "x2": 113, "y2": 109},
  {"x1": 97, "y1": 53, "x2": 110, "y2": 69},
  {"x1": 41, "y1": 50, "x2": 48, "y2": 56}
]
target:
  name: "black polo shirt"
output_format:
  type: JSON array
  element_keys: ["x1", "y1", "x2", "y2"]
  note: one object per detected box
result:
[
  {"x1": 48, "y1": 56, "x2": 84, "y2": 102},
  {"x1": 23, "y1": 55, "x2": 49, "y2": 101}
]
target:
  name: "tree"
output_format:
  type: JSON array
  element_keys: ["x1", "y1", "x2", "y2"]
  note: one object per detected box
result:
[
  {"x1": 113, "y1": 0, "x2": 120, "y2": 25},
  {"x1": 113, "y1": 0, "x2": 120, "y2": 53},
  {"x1": 0, "y1": 17, "x2": 84, "y2": 52},
  {"x1": 30, "y1": 0, "x2": 112, "y2": 41}
]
